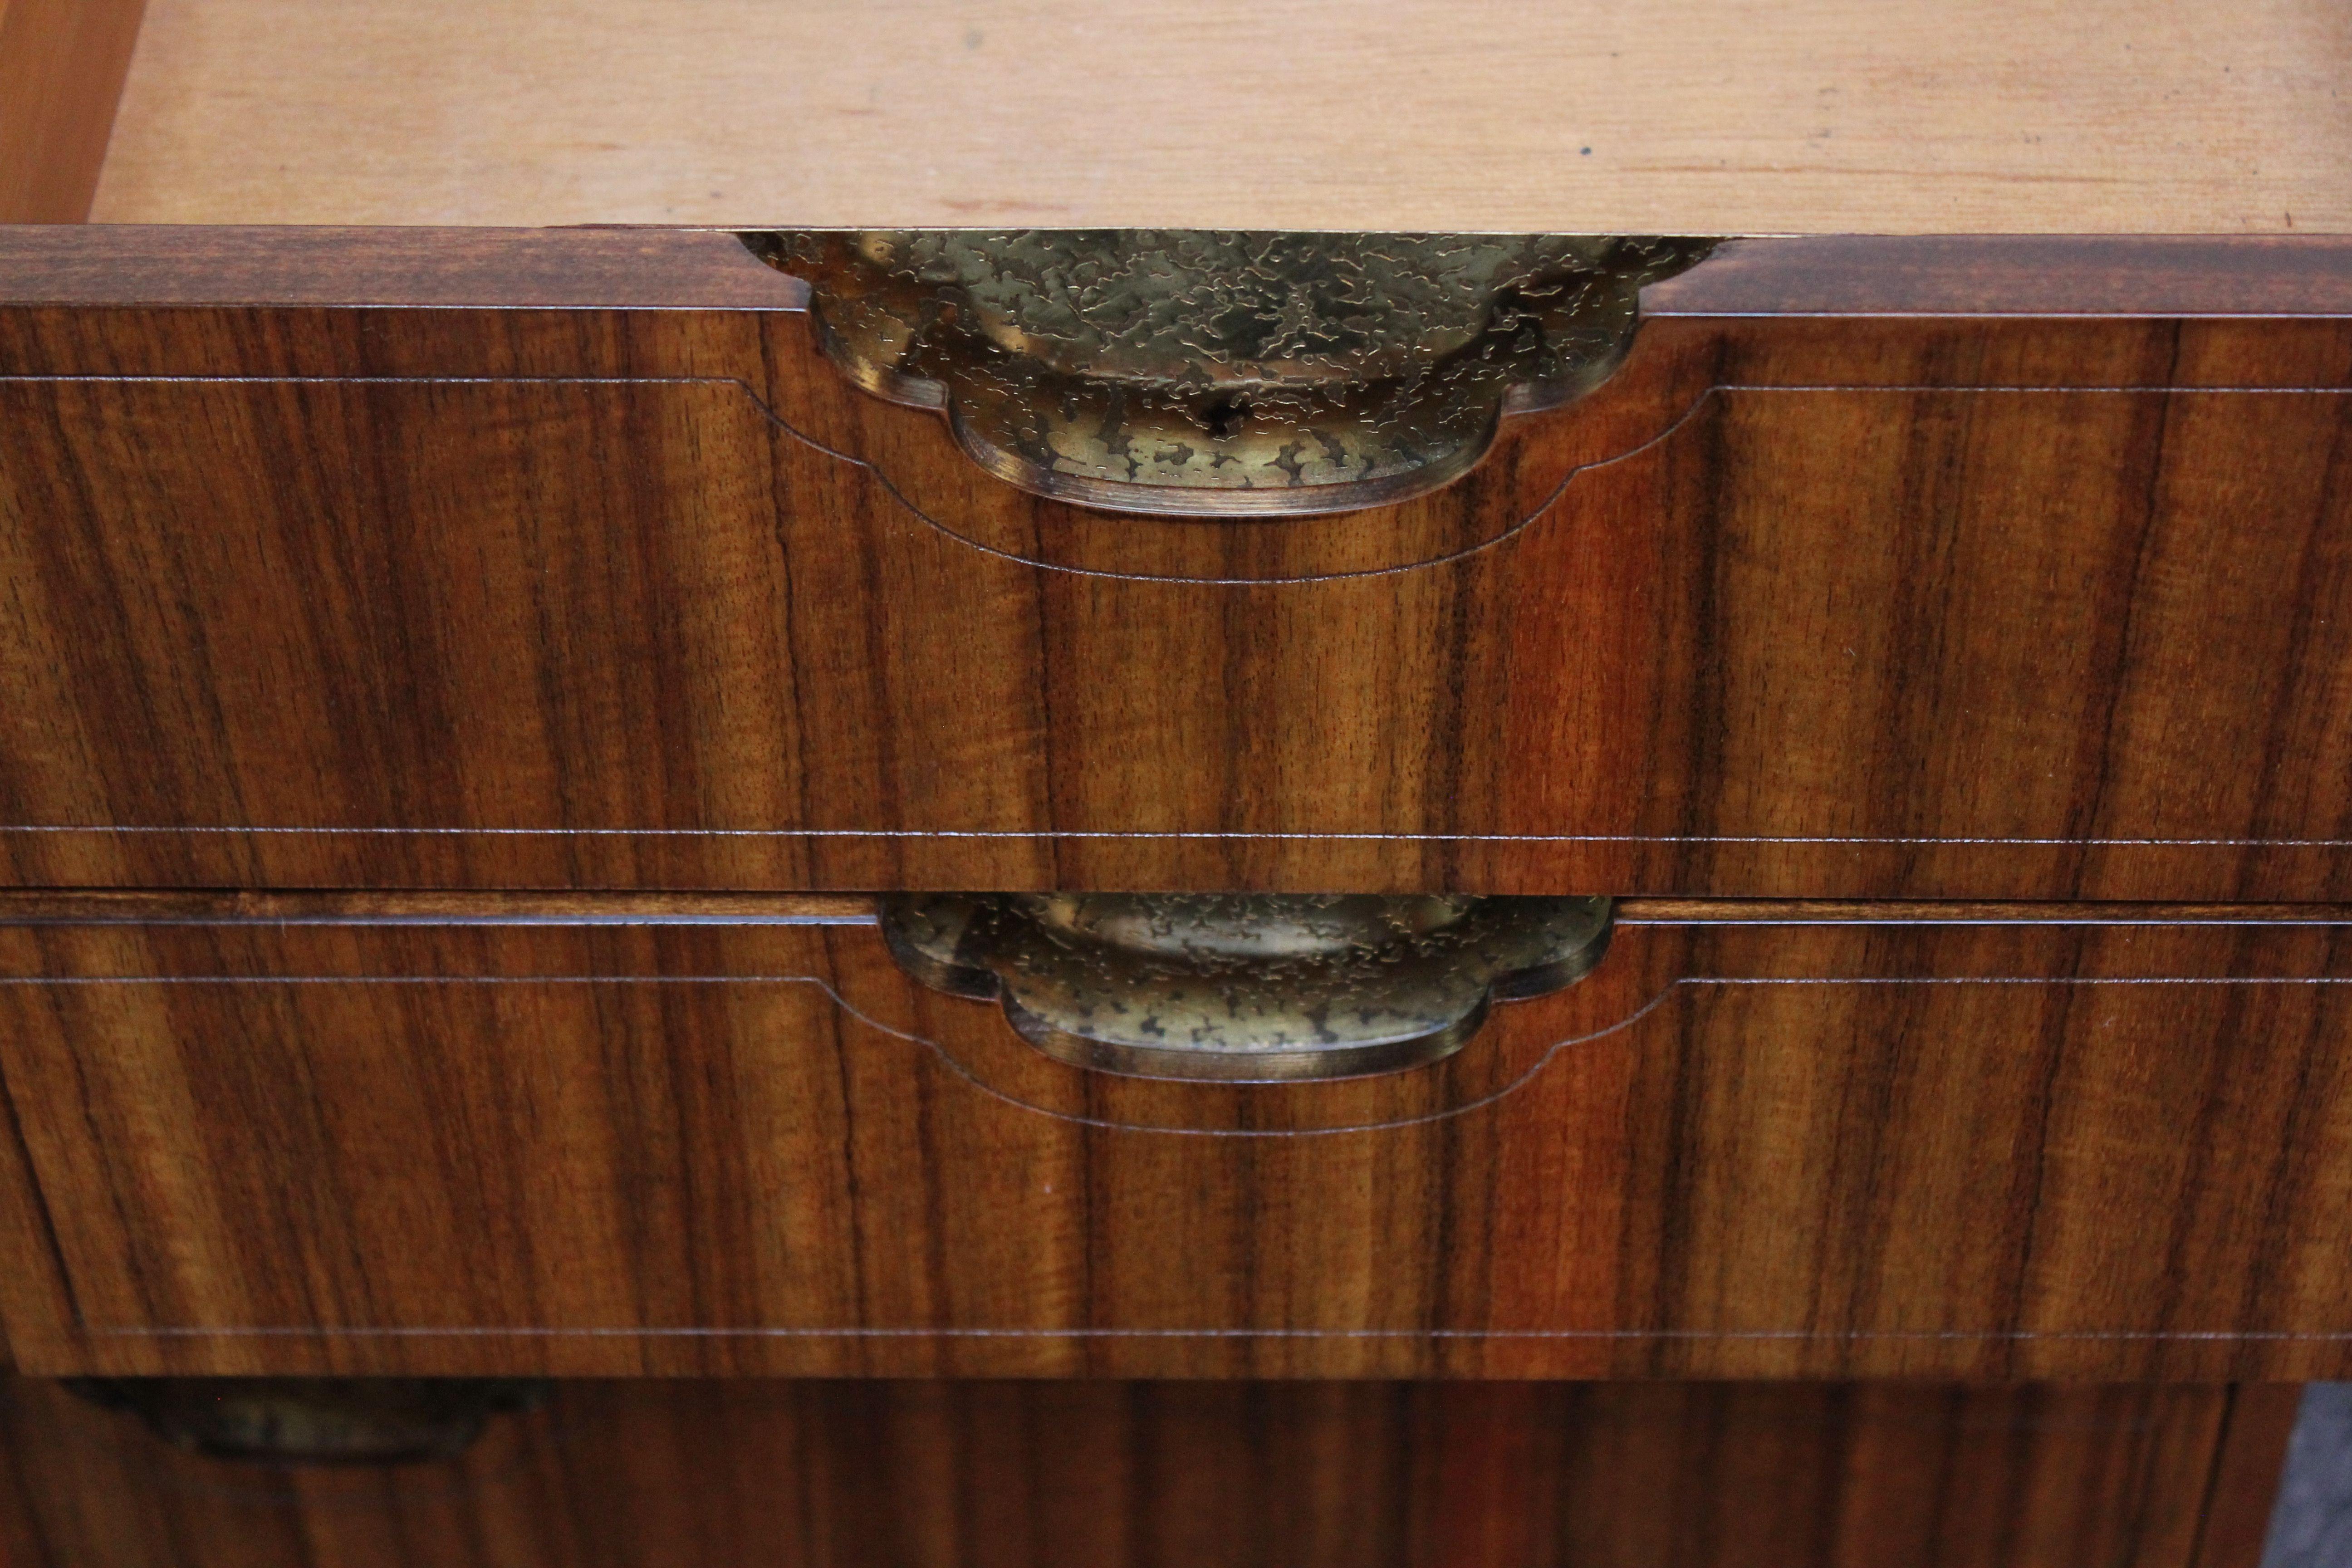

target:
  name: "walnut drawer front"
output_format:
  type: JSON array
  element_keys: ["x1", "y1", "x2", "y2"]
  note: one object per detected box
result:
[
  {"x1": 0, "y1": 1375, "x2": 2302, "y2": 1568},
  {"x1": 4, "y1": 230, "x2": 2352, "y2": 900},
  {"x1": 3, "y1": 902, "x2": 2348, "y2": 1382}
]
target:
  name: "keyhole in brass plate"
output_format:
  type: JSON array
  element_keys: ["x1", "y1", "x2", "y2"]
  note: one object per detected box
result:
[{"x1": 1200, "y1": 395, "x2": 1251, "y2": 440}]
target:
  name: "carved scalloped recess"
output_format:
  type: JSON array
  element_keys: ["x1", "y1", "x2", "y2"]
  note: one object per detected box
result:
[{"x1": 742, "y1": 230, "x2": 1715, "y2": 516}]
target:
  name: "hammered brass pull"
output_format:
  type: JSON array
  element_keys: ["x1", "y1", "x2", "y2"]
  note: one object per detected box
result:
[
  {"x1": 746, "y1": 230, "x2": 1713, "y2": 516},
  {"x1": 882, "y1": 892, "x2": 1612, "y2": 1082}
]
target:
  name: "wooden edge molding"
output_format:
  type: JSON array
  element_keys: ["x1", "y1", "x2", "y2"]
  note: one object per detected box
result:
[
  {"x1": 4, "y1": 230, "x2": 2352, "y2": 318},
  {"x1": 0, "y1": 225, "x2": 811, "y2": 308},
  {"x1": 1646, "y1": 235, "x2": 2352, "y2": 318},
  {"x1": 0, "y1": 891, "x2": 2346, "y2": 927},
  {"x1": 0, "y1": 0, "x2": 148, "y2": 224},
  {"x1": 1615, "y1": 898, "x2": 2352, "y2": 925},
  {"x1": 0, "y1": 890, "x2": 877, "y2": 924}
]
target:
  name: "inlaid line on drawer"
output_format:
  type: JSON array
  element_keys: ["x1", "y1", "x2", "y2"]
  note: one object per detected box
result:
[
  {"x1": 79, "y1": 1324, "x2": 2352, "y2": 1344},
  {"x1": 10, "y1": 892, "x2": 2352, "y2": 926},
  {"x1": 10, "y1": 828, "x2": 2352, "y2": 844}
]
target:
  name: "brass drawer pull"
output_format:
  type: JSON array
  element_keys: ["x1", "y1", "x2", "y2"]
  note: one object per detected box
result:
[
  {"x1": 882, "y1": 892, "x2": 1612, "y2": 1082},
  {"x1": 748, "y1": 230, "x2": 1712, "y2": 516}
]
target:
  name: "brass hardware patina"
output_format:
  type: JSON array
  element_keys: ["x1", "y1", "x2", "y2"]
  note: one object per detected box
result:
[
  {"x1": 882, "y1": 892, "x2": 1612, "y2": 1081},
  {"x1": 68, "y1": 1377, "x2": 547, "y2": 1463},
  {"x1": 744, "y1": 230, "x2": 1713, "y2": 514}
]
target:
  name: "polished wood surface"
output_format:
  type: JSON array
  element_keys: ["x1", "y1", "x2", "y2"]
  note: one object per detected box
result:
[
  {"x1": 2, "y1": 231, "x2": 2347, "y2": 898},
  {"x1": 5, "y1": 25, "x2": 2337, "y2": 1558},
  {"x1": 4, "y1": 916, "x2": 2350, "y2": 1380},
  {"x1": 0, "y1": 0, "x2": 147, "y2": 222},
  {"x1": 0, "y1": 1376, "x2": 2303, "y2": 1568},
  {"x1": 86, "y1": 0, "x2": 2352, "y2": 232}
]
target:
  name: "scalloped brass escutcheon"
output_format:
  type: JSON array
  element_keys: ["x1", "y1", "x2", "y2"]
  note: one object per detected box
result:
[
  {"x1": 881, "y1": 892, "x2": 1613, "y2": 1082},
  {"x1": 743, "y1": 230, "x2": 1714, "y2": 515}
]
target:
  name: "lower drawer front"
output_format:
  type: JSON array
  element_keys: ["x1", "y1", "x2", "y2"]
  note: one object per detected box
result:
[
  {"x1": 0, "y1": 1377, "x2": 2298, "y2": 1568},
  {"x1": 2, "y1": 914, "x2": 2348, "y2": 1379}
]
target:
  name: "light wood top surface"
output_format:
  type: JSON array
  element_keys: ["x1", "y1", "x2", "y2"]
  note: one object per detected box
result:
[{"x1": 88, "y1": 0, "x2": 2352, "y2": 233}]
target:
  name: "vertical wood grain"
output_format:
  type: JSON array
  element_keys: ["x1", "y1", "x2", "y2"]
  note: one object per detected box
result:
[
  {"x1": 0, "y1": 0, "x2": 148, "y2": 221},
  {"x1": 0, "y1": 1377, "x2": 2294, "y2": 1568},
  {"x1": 0, "y1": 1064, "x2": 70, "y2": 1372},
  {"x1": 2193, "y1": 1387, "x2": 2306, "y2": 1568},
  {"x1": 0, "y1": 298, "x2": 2348, "y2": 894},
  {"x1": 2, "y1": 919, "x2": 2349, "y2": 1380}
]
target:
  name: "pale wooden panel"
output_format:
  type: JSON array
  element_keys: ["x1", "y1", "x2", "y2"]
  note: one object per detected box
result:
[
  {"x1": 0, "y1": 0, "x2": 147, "y2": 221},
  {"x1": 88, "y1": 0, "x2": 2352, "y2": 233}
]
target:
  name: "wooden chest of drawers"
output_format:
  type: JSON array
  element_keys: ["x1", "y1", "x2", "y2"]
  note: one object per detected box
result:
[{"x1": 2, "y1": 0, "x2": 2348, "y2": 1559}]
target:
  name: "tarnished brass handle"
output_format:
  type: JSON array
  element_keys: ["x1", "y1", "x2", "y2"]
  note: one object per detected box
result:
[
  {"x1": 746, "y1": 230, "x2": 1713, "y2": 516},
  {"x1": 882, "y1": 892, "x2": 1612, "y2": 1082}
]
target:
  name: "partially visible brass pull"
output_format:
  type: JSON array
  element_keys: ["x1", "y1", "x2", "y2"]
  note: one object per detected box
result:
[
  {"x1": 67, "y1": 1378, "x2": 547, "y2": 1464},
  {"x1": 746, "y1": 230, "x2": 1713, "y2": 516},
  {"x1": 882, "y1": 892, "x2": 1612, "y2": 1082}
]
